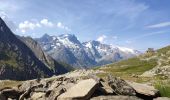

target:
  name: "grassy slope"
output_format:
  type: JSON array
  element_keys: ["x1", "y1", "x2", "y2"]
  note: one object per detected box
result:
[{"x1": 95, "y1": 45, "x2": 170, "y2": 97}]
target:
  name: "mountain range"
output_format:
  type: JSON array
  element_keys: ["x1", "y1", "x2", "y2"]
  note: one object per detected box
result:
[
  {"x1": 0, "y1": 17, "x2": 72, "y2": 80},
  {"x1": 36, "y1": 34, "x2": 141, "y2": 68}
]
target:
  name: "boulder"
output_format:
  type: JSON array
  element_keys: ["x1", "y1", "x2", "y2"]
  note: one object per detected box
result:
[
  {"x1": 1, "y1": 88, "x2": 21, "y2": 99},
  {"x1": 0, "y1": 92, "x2": 6, "y2": 100},
  {"x1": 127, "y1": 81, "x2": 159, "y2": 97},
  {"x1": 58, "y1": 79, "x2": 98, "y2": 100},
  {"x1": 154, "y1": 97, "x2": 170, "y2": 100},
  {"x1": 90, "y1": 95, "x2": 143, "y2": 100},
  {"x1": 106, "y1": 75, "x2": 136, "y2": 96},
  {"x1": 30, "y1": 92, "x2": 46, "y2": 100}
]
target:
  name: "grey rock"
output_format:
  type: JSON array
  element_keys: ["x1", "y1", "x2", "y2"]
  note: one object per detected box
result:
[
  {"x1": 90, "y1": 95, "x2": 143, "y2": 100},
  {"x1": 127, "y1": 81, "x2": 159, "y2": 97},
  {"x1": 106, "y1": 75, "x2": 136, "y2": 96},
  {"x1": 58, "y1": 79, "x2": 98, "y2": 100},
  {"x1": 154, "y1": 97, "x2": 170, "y2": 100}
]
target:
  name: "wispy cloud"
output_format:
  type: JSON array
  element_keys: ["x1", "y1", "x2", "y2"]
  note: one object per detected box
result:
[
  {"x1": 147, "y1": 22, "x2": 170, "y2": 28},
  {"x1": 126, "y1": 31, "x2": 165, "y2": 43}
]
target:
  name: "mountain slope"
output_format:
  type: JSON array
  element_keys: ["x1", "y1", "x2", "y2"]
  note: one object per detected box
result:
[
  {"x1": 0, "y1": 17, "x2": 71, "y2": 80},
  {"x1": 18, "y1": 36, "x2": 73, "y2": 74},
  {"x1": 37, "y1": 34, "x2": 140, "y2": 68},
  {"x1": 96, "y1": 45, "x2": 170, "y2": 78}
]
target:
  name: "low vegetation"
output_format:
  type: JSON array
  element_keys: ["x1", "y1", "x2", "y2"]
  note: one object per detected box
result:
[{"x1": 94, "y1": 45, "x2": 170, "y2": 97}]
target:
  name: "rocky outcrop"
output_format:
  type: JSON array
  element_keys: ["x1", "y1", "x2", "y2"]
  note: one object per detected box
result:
[{"x1": 0, "y1": 70, "x2": 162, "y2": 100}]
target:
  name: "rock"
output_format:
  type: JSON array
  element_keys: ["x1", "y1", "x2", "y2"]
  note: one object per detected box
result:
[
  {"x1": 127, "y1": 81, "x2": 159, "y2": 97},
  {"x1": 30, "y1": 92, "x2": 46, "y2": 100},
  {"x1": 106, "y1": 75, "x2": 136, "y2": 96},
  {"x1": 47, "y1": 88, "x2": 65, "y2": 100},
  {"x1": 99, "y1": 81, "x2": 114, "y2": 95},
  {"x1": 58, "y1": 79, "x2": 98, "y2": 100},
  {"x1": 0, "y1": 92, "x2": 6, "y2": 100},
  {"x1": 90, "y1": 95, "x2": 143, "y2": 100},
  {"x1": 154, "y1": 97, "x2": 170, "y2": 100},
  {"x1": 1, "y1": 88, "x2": 21, "y2": 99}
]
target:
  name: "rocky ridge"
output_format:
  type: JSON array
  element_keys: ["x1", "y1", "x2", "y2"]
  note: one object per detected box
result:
[
  {"x1": 37, "y1": 34, "x2": 140, "y2": 68},
  {"x1": 0, "y1": 70, "x2": 168, "y2": 100}
]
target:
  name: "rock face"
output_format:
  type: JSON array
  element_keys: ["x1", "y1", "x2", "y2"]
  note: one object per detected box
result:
[
  {"x1": 0, "y1": 70, "x2": 162, "y2": 100},
  {"x1": 58, "y1": 79, "x2": 98, "y2": 100}
]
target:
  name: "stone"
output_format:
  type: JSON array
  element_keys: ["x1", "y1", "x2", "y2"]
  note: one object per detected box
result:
[
  {"x1": 99, "y1": 81, "x2": 114, "y2": 94},
  {"x1": 58, "y1": 79, "x2": 98, "y2": 100},
  {"x1": 106, "y1": 75, "x2": 136, "y2": 96},
  {"x1": 47, "y1": 88, "x2": 65, "y2": 100},
  {"x1": 0, "y1": 92, "x2": 6, "y2": 100},
  {"x1": 1, "y1": 88, "x2": 21, "y2": 99},
  {"x1": 30, "y1": 92, "x2": 46, "y2": 100},
  {"x1": 127, "y1": 81, "x2": 159, "y2": 97},
  {"x1": 154, "y1": 97, "x2": 170, "y2": 100},
  {"x1": 90, "y1": 95, "x2": 143, "y2": 100}
]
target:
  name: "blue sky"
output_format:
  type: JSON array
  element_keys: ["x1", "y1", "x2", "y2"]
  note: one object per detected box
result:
[{"x1": 0, "y1": 0, "x2": 170, "y2": 51}]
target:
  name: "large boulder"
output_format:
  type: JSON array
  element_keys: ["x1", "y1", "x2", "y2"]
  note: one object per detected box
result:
[
  {"x1": 127, "y1": 81, "x2": 159, "y2": 97},
  {"x1": 58, "y1": 79, "x2": 98, "y2": 100},
  {"x1": 154, "y1": 97, "x2": 170, "y2": 100},
  {"x1": 90, "y1": 95, "x2": 143, "y2": 100},
  {"x1": 106, "y1": 75, "x2": 136, "y2": 96}
]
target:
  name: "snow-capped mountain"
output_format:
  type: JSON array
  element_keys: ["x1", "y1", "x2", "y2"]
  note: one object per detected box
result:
[{"x1": 36, "y1": 34, "x2": 141, "y2": 68}]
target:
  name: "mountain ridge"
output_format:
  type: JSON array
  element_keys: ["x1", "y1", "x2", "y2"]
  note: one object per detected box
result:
[
  {"x1": 36, "y1": 33, "x2": 141, "y2": 68},
  {"x1": 0, "y1": 17, "x2": 72, "y2": 80}
]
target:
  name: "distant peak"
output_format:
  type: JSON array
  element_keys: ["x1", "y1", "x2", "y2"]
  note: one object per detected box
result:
[{"x1": 42, "y1": 33, "x2": 50, "y2": 38}]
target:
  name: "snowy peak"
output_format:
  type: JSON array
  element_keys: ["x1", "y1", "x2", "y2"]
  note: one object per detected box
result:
[
  {"x1": 57, "y1": 34, "x2": 82, "y2": 47},
  {"x1": 37, "y1": 33, "x2": 141, "y2": 68}
]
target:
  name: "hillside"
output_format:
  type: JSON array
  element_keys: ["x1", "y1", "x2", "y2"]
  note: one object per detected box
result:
[
  {"x1": 0, "y1": 17, "x2": 72, "y2": 80},
  {"x1": 94, "y1": 45, "x2": 170, "y2": 97},
  {"x1": 95, "y1": 46, "x2": 170, "y2": 77}
]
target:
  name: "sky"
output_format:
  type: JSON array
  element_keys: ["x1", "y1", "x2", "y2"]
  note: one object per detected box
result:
[{"x1": 0, "y1": 0, "x2": 170, "y2": 51}]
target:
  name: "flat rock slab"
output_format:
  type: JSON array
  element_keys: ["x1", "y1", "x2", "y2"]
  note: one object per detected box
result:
[
  {"x1": 154, "y1": 97, "x2": 170, "y2": 100},
  {"x1": 58, "y1": 79, "x2": 98, "y2": 100},
  {"x1": 90, "y1": 96, "x2": 142, "y2": 100},
  {"x1": 127, "y1": 81, "x2": 159, "y2": 97}
]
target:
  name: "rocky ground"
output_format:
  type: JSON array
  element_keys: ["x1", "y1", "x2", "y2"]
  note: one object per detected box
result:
[{"x1": 0, "y1": 70, "x2": 170, "y2": 100}]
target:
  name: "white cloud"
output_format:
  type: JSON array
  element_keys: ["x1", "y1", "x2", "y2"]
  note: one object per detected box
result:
[
  {"x1": 19, "y1": 21, "x2": 41, "y2": 33},
  {"x1": 147, "y1": 22, "x2": 170, "y2": 28},
  {"x1": 97, "y1": 35, "x2": 107, "y2": 43},
  {"x1": 57, "y1": 22, "x2": 71, "y2": 31},
  {"x1": 40, "y1": 19, "x2": 54, "y2": 27},
  {"x1": 18, "y1": 18, "x2": 71, "y2": 33}
]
